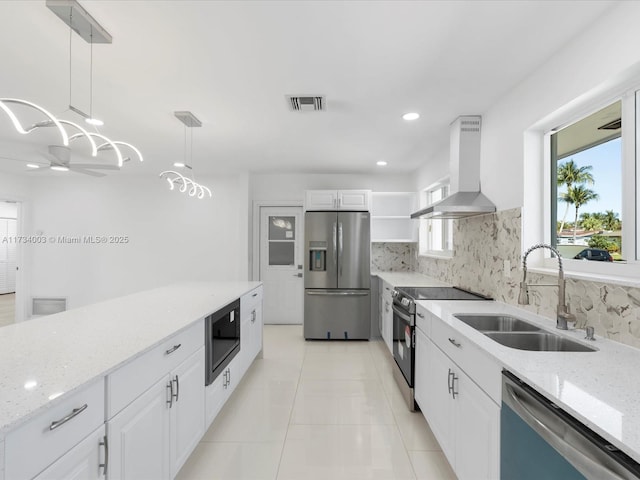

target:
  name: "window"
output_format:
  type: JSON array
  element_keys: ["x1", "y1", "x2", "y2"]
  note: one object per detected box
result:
[
  {"x1": 419, "y1": 183, "x2": 453, "y2": 256},
  {"x1": 550, "y1": 100, "x2": 625, "y2": 264}
]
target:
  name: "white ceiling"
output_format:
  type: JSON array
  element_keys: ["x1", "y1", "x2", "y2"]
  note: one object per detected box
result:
[{"x1": 0, "y1": 0, "x2": 618, "y2": 177}]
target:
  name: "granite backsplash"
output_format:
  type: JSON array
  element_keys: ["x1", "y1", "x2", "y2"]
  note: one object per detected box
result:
[{"x1": 412, "y1": 207, "x2": 640, "y2": 349}]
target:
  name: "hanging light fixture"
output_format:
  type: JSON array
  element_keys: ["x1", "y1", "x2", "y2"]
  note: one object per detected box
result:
[
  {"x1": 159, "y1": 111, "x2": 212, "y2": 199},
  {"x1": 0, "y1": 0, "x2": 144, "y2": 171}
]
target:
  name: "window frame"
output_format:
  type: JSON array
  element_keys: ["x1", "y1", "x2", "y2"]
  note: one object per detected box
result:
[
  {"x1": 418, "y1": 180, "x2": 453, "y2": 258},
  {"x1": 537, "y1": 88, "x2": 639, "y2": 279}
]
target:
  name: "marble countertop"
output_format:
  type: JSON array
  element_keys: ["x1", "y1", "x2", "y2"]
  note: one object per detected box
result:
[
  {"x1": 0, "y1": 281, "x2": 261, "y2": 436},
  {"x1": 419, "y1": 299, "x2": 640, "y2": 463},
  {"x1": 373, "y1": 271, "x2": 449, "y2": 287}
]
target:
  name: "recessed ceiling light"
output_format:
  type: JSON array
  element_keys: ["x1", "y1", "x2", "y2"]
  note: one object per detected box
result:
[
  {"x1": 402, "y1": 112, "x2": 420, "y2": 121},
  {"x1": 50, "y1": 165, "x2": 69, "y2": 172},
  {"x1": 173, "y1": 162, "x2": 185, "y2": 168},
  {"x1": 26, "y1": 163, "x2": 40, "y2": 169},
  {"x1": 377, "y1": 161, "x2": 387, "y2": 166}
]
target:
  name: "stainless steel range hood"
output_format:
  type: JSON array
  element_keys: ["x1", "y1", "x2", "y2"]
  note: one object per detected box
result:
[{"x1": 411, "y1": 115, "x2": 496, "y2": 220}]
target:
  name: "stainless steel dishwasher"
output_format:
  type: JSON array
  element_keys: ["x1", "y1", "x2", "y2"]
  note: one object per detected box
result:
[{"x1": 501, "y1": 371, "x2": 640, "y2": 480}]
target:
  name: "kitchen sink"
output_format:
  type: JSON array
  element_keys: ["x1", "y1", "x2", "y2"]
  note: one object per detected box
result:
[
  {"x1": 455, "y1": 314, "x2": 542, "y2": 332},
  {"x1": 484, "y1": 332, "x2": 597, "y2": 352}
]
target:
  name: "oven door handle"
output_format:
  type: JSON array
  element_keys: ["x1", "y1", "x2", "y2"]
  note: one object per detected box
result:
[{"x1": 392, "y1": 304, "x2": 413, "y2": 323}]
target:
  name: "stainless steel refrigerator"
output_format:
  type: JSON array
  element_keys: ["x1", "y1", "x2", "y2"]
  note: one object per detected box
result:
[{"x1": 304, "y1": 211, "x2": 371, "y2": 339}]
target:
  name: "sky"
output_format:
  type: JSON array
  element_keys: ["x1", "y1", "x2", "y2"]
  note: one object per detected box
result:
[{"x1": 557, "y1": 137, "x2": 622, "y2": 221}]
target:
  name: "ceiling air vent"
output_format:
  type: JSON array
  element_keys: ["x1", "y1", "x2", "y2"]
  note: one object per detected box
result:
[{"x1": 286, "y1": 95, "x2": 325, "y2": 112}]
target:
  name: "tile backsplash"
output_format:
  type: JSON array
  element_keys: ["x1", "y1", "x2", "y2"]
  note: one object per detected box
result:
[
  {"x1": 371, "y1": 243, "x2": 413, "y2": 272},
  {"x1": 412, "y1": 207, "x2": 640, "y2": 349}
]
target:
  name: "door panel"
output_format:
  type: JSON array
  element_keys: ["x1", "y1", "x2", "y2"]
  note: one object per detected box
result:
[
  {"x1": 260, "y1": 206, "x2": 303, "y2": 324},
  {"x1": 304, "y1": 211, "x2": 338, "y2": 289},
  {"x1": 337, "y1": 212, "x2": 370, "y2": 289}
]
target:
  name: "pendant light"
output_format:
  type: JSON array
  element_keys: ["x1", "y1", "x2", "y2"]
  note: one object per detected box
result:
[
  {"x1": 159, "y1": 111, "x2": 212, "y2": 199},
  {"x1": 0, "y1": 0, "x2": 144, "y2": 171}
]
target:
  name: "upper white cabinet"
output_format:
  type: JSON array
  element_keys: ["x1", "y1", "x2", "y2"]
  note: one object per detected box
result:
[
  {"x1": 305, "y1": 190, "x2": 371, "y2": 211},
  {"x1": 371, "y1": 192, "x2": 417, "y2": 242}
]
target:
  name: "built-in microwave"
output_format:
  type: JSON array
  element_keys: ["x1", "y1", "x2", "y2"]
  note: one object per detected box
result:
[{"x1": 205, "y1": 299, "x2": 240, "y2": 386}]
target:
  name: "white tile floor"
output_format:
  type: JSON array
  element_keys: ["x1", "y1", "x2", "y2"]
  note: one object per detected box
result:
[{"x1": 176, "y1": 325, "x2": 457, "y2": 480}]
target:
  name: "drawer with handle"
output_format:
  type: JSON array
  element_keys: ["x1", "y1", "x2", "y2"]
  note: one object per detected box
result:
[
  {"x1": 106, "y1": 319, "x2": 204, "y2": 419},
  {"x1": 241, "y1": 286, "x2": 263, "y2": 316},
  {"x1": 430, "y1": 316, "x2": 501, "y2": 403},
  {"x1": 5, "y1": 378, "x2": 105, "y2": 480}
]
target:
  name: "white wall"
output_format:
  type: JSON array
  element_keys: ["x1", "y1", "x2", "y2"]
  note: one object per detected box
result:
[
  {"x1": 24, "y1": 173, "x2": 249, "y2": 311},
  {"x1": 0, "y1": 202, "x2": 17, "y2": 219},
  {"x1": 251, "y1": 173, "x2": 415, "y2": 203},
  {"x1": 413, "y1": 1, "x2": 640, "y2": 215}
]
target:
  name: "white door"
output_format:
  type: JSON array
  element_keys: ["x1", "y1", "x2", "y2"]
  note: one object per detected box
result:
[
  {"x1": 0, "y1": 218, "x2": 17, "y2": 294},
  {"x1": 259, "y1": 206, "x2": 303, "y2": 324}
]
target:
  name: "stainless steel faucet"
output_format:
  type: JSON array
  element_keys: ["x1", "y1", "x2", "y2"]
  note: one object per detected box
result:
[{"x1": 518, "y1": 243, "x2": 576, "y2": 330}]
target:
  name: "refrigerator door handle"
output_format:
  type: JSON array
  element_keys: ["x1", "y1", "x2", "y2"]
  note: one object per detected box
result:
[
  {"x1": 306, "y1": 290, "x2": 369, "y2": 296},
  {"x1": 338, "y1": 222, "x2": 343, "y2": 277},
  {"x1": 332, "y1": 222, "x2": 338, "y2": 267}
]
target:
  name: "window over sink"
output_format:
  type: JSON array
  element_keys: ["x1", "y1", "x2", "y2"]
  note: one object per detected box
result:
[{"x1": 531, "y1": 81, "x2": 640, "y2": 281}]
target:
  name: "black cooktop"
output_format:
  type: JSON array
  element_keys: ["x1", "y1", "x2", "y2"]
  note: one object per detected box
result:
[{"x1": 395, "y1": 286, "x2": 492, "y2": 301}]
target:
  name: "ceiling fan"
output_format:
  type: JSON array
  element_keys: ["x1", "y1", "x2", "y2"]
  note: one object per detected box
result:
[{"x1": 30, "y1": 145, "x2": 121, "y2": 177}]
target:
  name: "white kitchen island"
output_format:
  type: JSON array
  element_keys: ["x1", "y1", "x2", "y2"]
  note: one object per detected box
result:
[{"x1": 0, "y1": 281, "x2": 262, "y2": 480}]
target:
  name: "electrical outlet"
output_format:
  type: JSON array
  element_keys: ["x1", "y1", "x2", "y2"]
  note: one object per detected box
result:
[{"x1": 504, "y1": 260, "x2": 511, "y2": 278}]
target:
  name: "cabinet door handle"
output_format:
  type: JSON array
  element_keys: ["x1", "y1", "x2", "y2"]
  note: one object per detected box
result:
[
  {"x1": 451, "y1": 372, "x2": 459, "y2": 399},
  {"x1": 173, "y1": 375, "x2": 180, "y2": 403},
  {"x1": 166, "y1": 380, "x2": 174, "y2": 408},
  {"x1": 252, "y1": 292, "x2": 258, "y2": 297},
  {"x1": 251, "y1": 309, "x2": 256, "y2": 323},
  {"x1": 447, "y1": 369, "x2": 453, "y2": 394},
  {"x1": 417, "y1": 312, "x2": 425, "y2": 318},
  {"x1": 99, "y1": 434, "x2": 109, "y2": 476},
  {"x1": 448, "y1": 338, "x2": 461, "y2": 348},
  {"x1": 228, "y1": 368, "x2": 232, "y2": 386},
  {"x1": 49, "y1": 404, "x2": 88, "y2": 431},
  {"x1": 165, "y1": 344, "x2": 182, "y2": 355}
]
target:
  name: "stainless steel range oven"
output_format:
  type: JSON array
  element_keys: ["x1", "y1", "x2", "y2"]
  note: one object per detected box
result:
[
  {"x1": 205, "y1": 299, "x2": 240, "y2": 386},
  {"x1": 391, "y1": 286, "x2": 491, "y2": 410}
]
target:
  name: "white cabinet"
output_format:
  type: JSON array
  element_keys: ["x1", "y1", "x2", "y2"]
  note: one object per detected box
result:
[
  {"x1": 415, "y1": 318, "x2": 500, "y2": 480},
  {"x1": 371, "y1": 192, "x2": 417, "y2": 242},
  {"x1": 205, "y1": 358, "x2": 241, "y2": 428},
  {"x1": 170, "y1": 348, "x2": 205, "y2": 478},
  {"x1": 5, "y1": 379, "x2": 105, "y2": 480},
  {"x1": 240, "y1": 286, "x2": 264, "y2": 377},
  {"x1": 205, "y1": 286, "x2": 263, "y2": 429},
  {"x1": 33, "y1": 425, "x2": 106, "y2": 480},
  {"x1": 107, "y1": 374, "x2": 171, "y2": 480},
  {"x1": 107, "y1": 347, "x2": 205, "y2": 480},
  {"x1": 380, "y1": 280, "x2": 393, "y2": 354},
  {"x1": 305, "y1": 190, "x2": 371, "y2": 211}
]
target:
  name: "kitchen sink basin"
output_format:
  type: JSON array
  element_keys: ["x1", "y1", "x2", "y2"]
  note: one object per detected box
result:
[
  {"x1": 454, "y1": 314, "x2": 542, "y2": 332},
  {"x1": 484, "y1": 332, "x2": 597, "y2": 352}
]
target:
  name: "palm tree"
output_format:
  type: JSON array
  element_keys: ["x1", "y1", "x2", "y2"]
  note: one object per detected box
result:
[
  {"x1": 603, "y1": 210, "x2": 621, "y2": 231},
  {"x1": 557, "y1": 160, "x2": 594, "y2": 233},
  {"x1": 566, "y1": 185, "x2": 599, "y2": 242}
]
